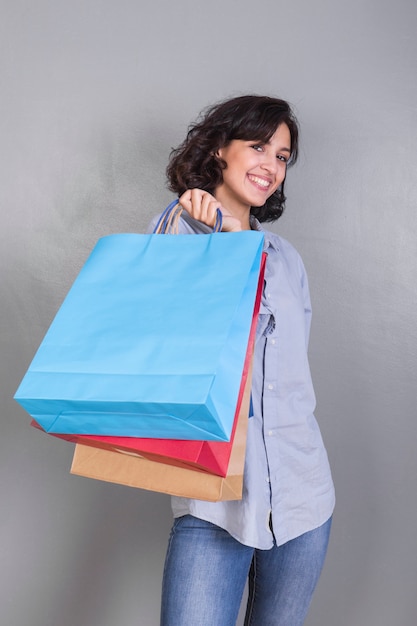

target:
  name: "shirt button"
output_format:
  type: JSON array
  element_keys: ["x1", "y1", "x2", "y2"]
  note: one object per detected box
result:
[
  {"x1": 265, "y1": 477, "x2": 270, "y2": 483},
  {"x1": 267, "y1": 383, "x2": 274, "y2": 390},
  {"x1": 271, "y1": 338, "x2": 276, "y2": 345},
  {"x1": 268, "y1": 430, "x2": 273, "y2": 436},
  {"x1": 267, "y1": 292, "x2": 271, "y2": 298}
]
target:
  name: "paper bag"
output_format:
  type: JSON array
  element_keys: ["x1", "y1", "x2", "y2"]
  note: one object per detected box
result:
[
  {"x1": 33, "y1": 253, "x2": 265, "y2": 476},
  {"x1": 15, "y1": 230, "x2": 264, "y2": 442}
]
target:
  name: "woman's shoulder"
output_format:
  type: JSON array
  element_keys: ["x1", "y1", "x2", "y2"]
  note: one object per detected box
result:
[
  {"x1": 261, "y1": 227, "x2": 304, "y2": 262},
  {"x1": 260, "y1": 227, "x2": 310, "y2": 289}
]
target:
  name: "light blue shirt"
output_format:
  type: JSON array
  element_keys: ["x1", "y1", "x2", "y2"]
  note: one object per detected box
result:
[{"x1": 148, "y1": 211, "x2": 335, "y2": 549}]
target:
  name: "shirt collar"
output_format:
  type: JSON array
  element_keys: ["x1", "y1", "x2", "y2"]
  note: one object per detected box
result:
[{"x1": 250, "y1": 216, "x2": 280, "y2": 252}]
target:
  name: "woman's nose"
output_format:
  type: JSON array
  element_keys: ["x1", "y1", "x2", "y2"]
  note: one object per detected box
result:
[{"x1": 260, "y1": 151, "x2": 277, "y2": 173}]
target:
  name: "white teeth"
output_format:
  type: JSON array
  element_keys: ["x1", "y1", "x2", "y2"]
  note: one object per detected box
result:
[{"x1": 249, "y1": 175, "x2": 269, "y2": 188}]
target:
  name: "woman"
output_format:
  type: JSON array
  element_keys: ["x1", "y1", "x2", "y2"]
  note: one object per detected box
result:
[{"x1": 150, "y1": 95, "x2": 335, "y2": 626}]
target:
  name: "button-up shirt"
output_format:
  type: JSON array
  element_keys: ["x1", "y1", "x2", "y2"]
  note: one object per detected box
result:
[{"x1": 147, "y1": 211, "x2": 335, "y2": 549}]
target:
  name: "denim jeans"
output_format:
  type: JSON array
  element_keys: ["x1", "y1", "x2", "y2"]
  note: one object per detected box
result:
[{"x1": 160, "y1": 515, "x2": 332, "y2": 626}]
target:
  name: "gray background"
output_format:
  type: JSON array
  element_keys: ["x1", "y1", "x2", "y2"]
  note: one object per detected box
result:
[{"x1": 1, "y1": 1, "x2": 416, "y2": 624}]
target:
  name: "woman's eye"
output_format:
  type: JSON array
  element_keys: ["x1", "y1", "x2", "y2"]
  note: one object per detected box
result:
[
  {"x1": 277, "y1": 154, "x2": 288, "y2": 163},
  {"x1": 251, "y1": 144, "x2": 264, "y2": 152}
]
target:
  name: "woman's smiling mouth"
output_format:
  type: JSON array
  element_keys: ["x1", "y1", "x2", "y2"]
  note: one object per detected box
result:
[{"x1": 248, "y1": 174, "x2": 272, "y2": 190}]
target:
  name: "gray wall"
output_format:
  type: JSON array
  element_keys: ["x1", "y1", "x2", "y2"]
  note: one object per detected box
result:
[{"x1": 1, "y1": 1, "x2": 416, "y2": 624}]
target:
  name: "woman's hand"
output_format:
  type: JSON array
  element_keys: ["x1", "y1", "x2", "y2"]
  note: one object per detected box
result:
[{"x1": 179, "y1": 189, "x2": 242, "y2": 232}]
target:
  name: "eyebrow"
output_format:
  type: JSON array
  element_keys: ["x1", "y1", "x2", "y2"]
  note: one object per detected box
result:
[
  {"x1": 264, "y1": 140, "x2": 291, "y2": 153},
  {"x1": 271, "y1": 145, "x2": 291, "y2": 154}
]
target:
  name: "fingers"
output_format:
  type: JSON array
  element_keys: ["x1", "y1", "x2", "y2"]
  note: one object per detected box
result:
[
  {"x1": 178, "y1": 188, "x2": 243, "y2": 232},
  {"x1": 179, "y1": 189, "x2": 221, "y2": 229}
]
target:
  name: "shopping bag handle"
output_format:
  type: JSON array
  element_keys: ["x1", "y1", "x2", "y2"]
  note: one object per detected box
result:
[{"x1": 153, "y1": 200, "x2": 223, "y2": 234}]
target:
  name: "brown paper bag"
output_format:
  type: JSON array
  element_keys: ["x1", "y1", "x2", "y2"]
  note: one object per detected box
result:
[{"x1": 70, "y1": 361, "x2": 252, "y2": 501}]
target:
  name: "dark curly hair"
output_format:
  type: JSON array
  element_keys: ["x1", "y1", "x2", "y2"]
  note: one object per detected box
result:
[{"x1": 166, "y1": 95, "x2": 299, "y2": 222}]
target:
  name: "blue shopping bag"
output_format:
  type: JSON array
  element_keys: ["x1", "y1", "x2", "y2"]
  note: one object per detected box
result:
[{"x1": 14, "y1": 213, "x2": 264, "y2": 442}]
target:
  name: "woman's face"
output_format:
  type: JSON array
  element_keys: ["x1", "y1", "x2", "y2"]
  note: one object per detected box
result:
[{"x1": 215, "y1": 123, "x2": 291, "y2": 215}]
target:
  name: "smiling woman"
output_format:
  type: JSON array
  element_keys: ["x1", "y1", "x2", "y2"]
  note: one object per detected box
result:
[{"x1": 149, "y1": 95, "x2": 335, "y2": 626}]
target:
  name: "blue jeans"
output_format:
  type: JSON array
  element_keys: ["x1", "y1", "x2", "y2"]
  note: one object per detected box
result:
[{"x1": 160, "y1": 515, "x2": 332, "y2": 626}]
